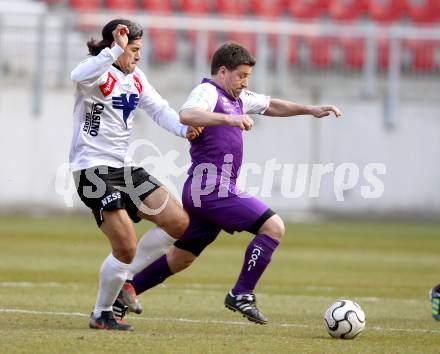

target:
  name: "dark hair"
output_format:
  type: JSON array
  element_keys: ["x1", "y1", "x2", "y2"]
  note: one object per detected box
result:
[
  {"x1": 87, "y1": 19, "x2": 143, "y2": 56},
  {"x1": 211, "y1": 42, "x2": 256, "y2": 75}
]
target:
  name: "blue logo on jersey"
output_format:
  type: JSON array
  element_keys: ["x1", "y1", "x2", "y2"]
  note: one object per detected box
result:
[{"x1": 112, "y1": 93, "x2": 139, "y2": 128}]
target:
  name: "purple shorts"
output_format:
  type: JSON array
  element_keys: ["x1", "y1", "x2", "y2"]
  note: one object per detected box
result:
[{"x1": 174, "y1": 177, "x2": 275, "y2": 256}]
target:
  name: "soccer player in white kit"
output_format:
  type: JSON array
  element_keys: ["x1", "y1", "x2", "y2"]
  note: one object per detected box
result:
[{"x1": 69, "y1": 19, "x2": 200, "y2": 330}]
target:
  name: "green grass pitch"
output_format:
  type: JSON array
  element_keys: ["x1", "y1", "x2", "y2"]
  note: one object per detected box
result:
[{"x1": 0, "y1": 216, "x2": 439, "y2": 353}]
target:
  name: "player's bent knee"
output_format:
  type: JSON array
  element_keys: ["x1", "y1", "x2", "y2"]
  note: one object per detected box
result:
[
  {"x1": 167, "y1": 246, "x2": 196, "y2": 273},
  {"x1": 158, "y1": 212, "x2": 189, "y2": 239},
  {"x1": 259, "y1": 214, "x2": 285, "y2": 242},
  {"x1": 173, "y1": 212, "x2": 190, "y2": 235},
  {"x1": 171, "y1": 256, "x2": 195, "y2": 273},
  {"x1": 113, "y1": 245, "x2": 137, "y2": 264}
]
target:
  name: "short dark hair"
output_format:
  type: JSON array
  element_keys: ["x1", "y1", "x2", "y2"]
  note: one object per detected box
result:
[
  {"x1": 87, "y1": 19, "x2": 143, "y2": 56},
  {"x1": 211, "y1": 42, "x2": 256, "y2": 75}
]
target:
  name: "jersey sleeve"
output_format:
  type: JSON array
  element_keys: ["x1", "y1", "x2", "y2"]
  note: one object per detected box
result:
[
  {"x1": 240, "y1": 89, "x2": 270, "y2": 115},
  {"x1": 70, "y1": 45, "x2": 124, "y2": 89},
  {"x1": 180, "y1": 83, "x2": 218, "y2": 112},
  {"x1": 137, "y1": 71, "x2": 187, "y2": 137}
]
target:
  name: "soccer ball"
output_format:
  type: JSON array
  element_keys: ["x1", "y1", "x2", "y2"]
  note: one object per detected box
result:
[{"x1": 324, "y1": 300, "x2": 366, "y2": 339}]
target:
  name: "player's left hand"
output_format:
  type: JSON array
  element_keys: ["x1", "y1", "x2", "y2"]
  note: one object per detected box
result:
[
  {"x1": 186, "y1": 126, "x2": 204, "y2": 140},
  {"x1": 310, "y1": 105, "x2": 342, "y2": 118}
]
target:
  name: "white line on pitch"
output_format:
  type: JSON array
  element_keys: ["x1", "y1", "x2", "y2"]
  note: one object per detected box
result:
[
  {"x1": 0, "y1": 282, "x2": 426, "y2": 305},
  {"x1": 0, "y1": 282, "x2": 80, "y2": 288},
  {"x1": 1, "y1": 308, "x2": 439, "y2": 334}
]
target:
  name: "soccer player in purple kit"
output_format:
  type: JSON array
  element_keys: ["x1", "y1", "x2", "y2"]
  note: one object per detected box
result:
[{"x1": 115, "y1": 42, "x2": 342, "y2": 324}]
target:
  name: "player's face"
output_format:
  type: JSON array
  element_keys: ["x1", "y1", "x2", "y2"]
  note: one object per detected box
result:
[
  {"x1": 224, "y1": 65, "x2": 253, "y2": 99},
  {"x1": 116, "y1": 39, "x2": 142, "y2": 74}
]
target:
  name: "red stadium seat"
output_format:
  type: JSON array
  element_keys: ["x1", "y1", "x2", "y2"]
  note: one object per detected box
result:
[
  {"x1": 106, "y1": 0, "x2": 137, "y2": 11},
  {"x1": 405, "y1": 39, "x2": 437, "y2": 71},
  {"x1": 367, "y1": 0, "x2": 404, "y2": 23},
  {"x1": 181, "y1": 0, "x2": 210, "y2": 41},
  {"x1": 339, "y1": 37, "x2": 365, "y2": 70},
  {"x1": 377, "y1": 37, "x2": 390, "y2": 70},
  {"x1": 341, "y1": 37, "x2": 404, "y2": 71},
  {"x1": 287, "y1": 36, "x2": 299, "y2": 66},
  {"x1": 249, "y1": 0, "x2": 285, "y2": 18},
  {"x1": 227, "y1": 32, "x2": 256, "y2": 54},
  {"x1": 141, "y1": 1, "x2": 176, "y2": 63},
  {"x1": 307, "y1": 36, "x2": 335, "y2": 68},
  {"x1": 141, "y1": 0, "x2": 173, "y2": 12},
  {"x1": 328, "y1": 0, "x2": 367, "y2": 21},
  {"x1": 180, "y1": 0, "x2": 211, "y2": 14},
  {"x1": 206, "y1": 33, "x2": 223, "y2": 59},
  {"x1": 149, "y1": 29, "x2": 177, "y2": 62},
  {"x1": 310, "y1": 37, "x2": 334, "y2": 68},
  {"x1": 182, "y1": 0, "x2": 215, "y2": 58},
  {"x1": 70, "y1": 0, "x2": 101, "y2": 11},
  {"x1": 405, "y1": 0, "x2": 440, "y2": 24},
  {"x1": 287, "y1": 0, "x2": 328, "y2": 20},
  {"x1": 187, "y1": 31, "x2": 220, "y2": 60},
  {"x1": 215, "y1": 0, "x2": 249, "y2": 16},
  {"x1": 249, "y1": 0, "x2": 285, "y2": 48}
]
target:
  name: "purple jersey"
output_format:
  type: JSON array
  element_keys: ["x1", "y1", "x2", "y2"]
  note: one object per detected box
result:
[
  {"x1": 179, "y1": 78, "x2": 273, "y2": 241},
  {"x1": 180, "y1": 78, "x2": 270, "y2": 187}
]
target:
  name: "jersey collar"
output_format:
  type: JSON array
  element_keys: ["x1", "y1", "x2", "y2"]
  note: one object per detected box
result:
[{"x1": 202, "y1": 78, "x2": 238, "y2": 102}]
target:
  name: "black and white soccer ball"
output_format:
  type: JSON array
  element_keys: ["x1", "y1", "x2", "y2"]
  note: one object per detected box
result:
[{"x1": 324, "y1": 300, "x2": 366, "y2": 339}]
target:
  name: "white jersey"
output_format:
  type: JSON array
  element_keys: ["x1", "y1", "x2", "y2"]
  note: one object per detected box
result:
[{"x1": 69, "y1": 44, "x2": 187, "y2": 171}]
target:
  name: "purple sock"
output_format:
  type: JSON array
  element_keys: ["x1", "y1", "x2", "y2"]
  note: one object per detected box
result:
[
  {"x1": 132, "y1": 254, "x2": 173, "y2": 295},
  {"x1": 232, "y1": 234, "x2": 279, "y2": 295}
]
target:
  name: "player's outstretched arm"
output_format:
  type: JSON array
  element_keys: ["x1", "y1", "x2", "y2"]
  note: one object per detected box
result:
[
  {"x1": 264, "y1": 98, "x2": 342, "y2": 119},
  {"x1": 180, "y1": 108, "x2": 254, "y2": 131}
]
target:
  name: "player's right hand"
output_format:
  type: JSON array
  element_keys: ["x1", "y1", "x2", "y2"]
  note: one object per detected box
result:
[
  {"x1": 112, "y1": 24, "x2": 129, "y2": 50},
  {"x1": 186, "y1": 126, "x2": 204, "y2": 140},
  {"x1": 229, "y1": 114, "x2": 254, "y2": 131}
]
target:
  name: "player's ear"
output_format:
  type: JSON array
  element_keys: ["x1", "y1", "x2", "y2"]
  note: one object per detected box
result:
[{"x1": 219, "y1": 66, "x2": 227, "y2": 77}]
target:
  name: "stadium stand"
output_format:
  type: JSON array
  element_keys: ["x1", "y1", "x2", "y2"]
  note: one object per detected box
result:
[
  {"x1": 248, "y1": 0, "x2": 286, "y2": 65},
  {"x1": 142, "y1": 0, "x2": 177, "y2": 61},
  {"x1": 287, "y1": 0, "x2": 328, "y2": 20},
  {"x1": 179, "y1": 0, "x2": 211, "y2": 14},
  {"x1": 41, "y1": 0, "x2": 439, "y2": 73},
  {"x1": 227, "y1": 32, "x2": 256, "y2": 54},
  {"x1": 339, "y1": 37, "x2": 365, "y2": 70},
  {"x1": 287, "y1": 36, "x2": 299, "y2": 66},
  {"x1": 405, "y1": 39, "x2": 437, "y2": 71},
  {"x1": 179, "y1": 0, "x2": 218, "y2": 60},
  {"x1": 149, "y1": 28, "x2": 177, "y2": 62},
  {"x1": 106, "y1": 0, "x2": 137, "y2": 11},
  {"x1": 70, "y1": 0, "x2": 101, "y2": 11},
  {"x1": 377, "y1": 37, "x2": 390, "y2": 70},
  {"x1": 249, "y1": 0, "x2": 285, "y2": 18},
  {"x1": 215, "y1": 0, "x2": 249, "y2": 16},
  {"x1": 367, "y1": 0, "x2": 404, "y2": 24},
  {"x1": 141, "y1": 0, "x2": 174, "y2": 12},
  {"x1": 187, "y1": 31, "x2": 220, "y2": 61},
  {"x1": 327, "y1": 0, "x2": 367, "y2": 22},
  {"x1": 307, "y1": 36, "x2": 335, "y2": 68},
  {"x1": 405, "y1": 0, "x2": 440, "y2": 24}
]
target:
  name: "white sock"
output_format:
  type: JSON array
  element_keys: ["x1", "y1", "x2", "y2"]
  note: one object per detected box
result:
[
  {"x1": 127, "y1": 227, "x2": 175, "y2": 280},
  {"x1": 93, "y1": 253, "x2": 130, "y2": 317}
]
